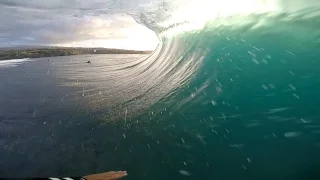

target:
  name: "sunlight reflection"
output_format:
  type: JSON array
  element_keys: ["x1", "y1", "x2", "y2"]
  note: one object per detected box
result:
[{"x1": 56, "y1": 14, "x2": 159, "y2": 51}]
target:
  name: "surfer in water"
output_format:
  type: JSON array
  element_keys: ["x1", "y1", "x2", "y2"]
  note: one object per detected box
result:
[
  {"x1": 7, "y1": 171, "x2": 128, "y2": 180},
  {"x1": 86, "y1": 60, "x2": 91, "y2": 63}
]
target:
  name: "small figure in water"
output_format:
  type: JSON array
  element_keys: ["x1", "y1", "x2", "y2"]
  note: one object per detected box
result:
[
  {"x1": 86, "y1": 60, "x2": 91, "y2": 63},
  {"x1": 48, "y1": 59, "x2": 50, "y2": 61}
]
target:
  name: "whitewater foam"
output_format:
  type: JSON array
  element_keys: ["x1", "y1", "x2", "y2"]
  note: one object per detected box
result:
[{"x1": 0, "y1": 58, "x2": 32, "y2": 69}]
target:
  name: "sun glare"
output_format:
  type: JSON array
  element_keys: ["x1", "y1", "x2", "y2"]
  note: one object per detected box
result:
[
  {"x1": 56, "y1": 15, "x2": 159, "y2": 51},
  {"x1": 58, "y1": 30, "x2": 158, "y2": 51},
  {"x1": 161, "y1": 0, "x2": 281, "y2": 34}
]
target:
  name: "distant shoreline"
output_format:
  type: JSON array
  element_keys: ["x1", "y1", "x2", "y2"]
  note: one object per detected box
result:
[{"x1": 0, "y1": 47, "x2": 152, "y2": 60}]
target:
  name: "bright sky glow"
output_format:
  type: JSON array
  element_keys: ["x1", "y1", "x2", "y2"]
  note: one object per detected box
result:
[
  {"x1": 1, "y1": 0, "x2": 318, "y2": 49},
  {"x1": 160, "y1": 0, "x2": 281, "y2": 34},
  {"x1": 56, "y1": 16, "x2": 159, "y2": 51}
]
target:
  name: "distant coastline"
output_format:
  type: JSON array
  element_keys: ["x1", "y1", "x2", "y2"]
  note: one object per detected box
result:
[{"x1": 0, "y1": 47, "x2": 152, "y2": 60}]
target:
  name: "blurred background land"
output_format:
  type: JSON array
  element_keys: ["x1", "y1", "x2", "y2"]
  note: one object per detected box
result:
[{"x1": 0, "y1": 46, "x2": 152, "y2": 60}]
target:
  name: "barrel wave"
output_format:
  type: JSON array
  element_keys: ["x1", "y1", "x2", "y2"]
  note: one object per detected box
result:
[{"x1": 1, "y1": 0, "x2": 320, "y2": 179}]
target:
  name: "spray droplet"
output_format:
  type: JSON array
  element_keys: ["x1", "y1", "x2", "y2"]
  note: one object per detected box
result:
[
  {"x1": 179, "y1": 170, "x2": 191, "y2": 176},
  {"x1": 292, "y1": 93, "x2": 300, "y2": 99}
]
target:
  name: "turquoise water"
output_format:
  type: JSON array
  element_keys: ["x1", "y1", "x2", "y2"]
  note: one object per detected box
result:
[
  {"x1": 133, "y1": 13, "x2": 320, "y2": 179},
  {"x1": 1, "y1": 4, "x2": 320, "y2": 180}
]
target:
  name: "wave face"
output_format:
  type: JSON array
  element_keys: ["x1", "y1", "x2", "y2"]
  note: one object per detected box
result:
[
  {"x1": 70, "y1": 1, "x2": 320, "y2": 178},
  {"x1": 0, "y1": 58, "x2": 32, "y2": 68},
  {"x1": 134, "y1": 0, "x2": 320, "y2": 115},
  {"x1": 117, "y1": 1, "x2": 320, "y2": 179}
]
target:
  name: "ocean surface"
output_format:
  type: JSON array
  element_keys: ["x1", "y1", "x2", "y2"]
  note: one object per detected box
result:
[{"x1": 1, "y1": 2, "x2": 320, "y2": 180}]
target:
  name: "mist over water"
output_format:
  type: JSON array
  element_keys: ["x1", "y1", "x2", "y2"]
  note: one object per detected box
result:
[{"x1": 1, "y1": 0, "x2": 320, "y2": 179}]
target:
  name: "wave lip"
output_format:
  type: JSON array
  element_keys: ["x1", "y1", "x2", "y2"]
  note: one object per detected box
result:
[{"x1": 0, "y1": 58, "x2": 32, "y2": 69}]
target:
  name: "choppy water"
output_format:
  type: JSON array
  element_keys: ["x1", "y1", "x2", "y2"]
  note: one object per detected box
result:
[{"x1": 1, "y1": 0, "x2": 320, "y2": 179}]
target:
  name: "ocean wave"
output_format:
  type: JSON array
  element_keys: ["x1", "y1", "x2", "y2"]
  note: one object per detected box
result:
[
  {"x1": 0, "y1": 58, "x2": 32, "y2": 69},
  {"x1": 124, "y1": 0, "x2": 320, "y2": 120},
  {"x1": 55, "y1": 37, "x2": 204, "y2": 122},
  {"x1": 55, "y1": 0, "x2": 320, "y2": 123}
]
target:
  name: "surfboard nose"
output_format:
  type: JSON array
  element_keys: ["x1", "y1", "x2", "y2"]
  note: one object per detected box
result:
[{"x1": 84, "y1": 171, "x2": 128, "y2": 180}]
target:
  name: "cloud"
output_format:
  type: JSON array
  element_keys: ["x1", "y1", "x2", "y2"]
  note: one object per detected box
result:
[{"x1": 0, "y1": 0, "x2": 159, "y2": 50}]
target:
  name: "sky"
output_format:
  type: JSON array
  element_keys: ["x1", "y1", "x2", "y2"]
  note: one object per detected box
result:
[
  {"x1": 0, "y1": 0, "x2": 315, "y2": 51},
  {"x1": 0, "y1": 0, "x2": 160, "y2": 51}
]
